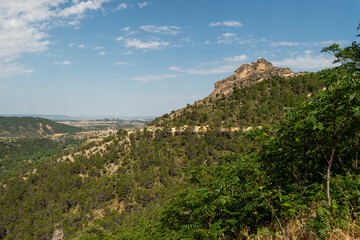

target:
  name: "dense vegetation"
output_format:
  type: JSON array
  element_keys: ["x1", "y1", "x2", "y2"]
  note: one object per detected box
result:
[
  {"x1": 0, "y1": 117, "x2": 82, "y2": 137},
  {"x1": 0, "y1": 29, "x2": 359, "y2": 239},
  {"x1": 150, "y1": 72, "x2": 323, "y2": 128},
  {"x1": 0, "y1": 137, "x2": 83, "y2": 176},
  {"x1": 0, "y1": 71, "x2": 327, "y2": 239},
  {"x1": 158, "y1": 30, "x2": 360, "y2": 239}
]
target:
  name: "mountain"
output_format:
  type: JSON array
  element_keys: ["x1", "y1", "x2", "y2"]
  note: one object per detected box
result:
[
  {"x1": 150, "y1": 60, "x2": 322, "y2": 129},
  {"x1": 209, "y1": 58, "x2": 301, "y2": 99},
  {"x1": 0, "y1": 117, "x2": 82, "y2": 137},
  {"x1": 1, "y1": 58, "x2": 357, "y2": 240}
]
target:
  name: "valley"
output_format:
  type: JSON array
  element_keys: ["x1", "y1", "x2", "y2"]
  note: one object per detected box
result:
[{"x1": 0, "y1": 117, "x2": 151, "y2": 177}]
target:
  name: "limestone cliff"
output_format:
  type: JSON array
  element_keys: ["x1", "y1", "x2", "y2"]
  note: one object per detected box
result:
[{"x1": 209, "y1": 58, "x2": 299, "y2": 99}]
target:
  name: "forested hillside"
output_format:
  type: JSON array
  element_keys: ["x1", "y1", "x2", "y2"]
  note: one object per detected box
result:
[
  {"x1": 0, "y1": 71, "x2": 327, "y2": 239},
  {"x1": 0, "y1": 137, "x2": 82, "y2": 176},
  {"x1": 0, "y1": 117, "x2": 82, "y2": 137},
  {"x1": 0, "y1": 36, "x2": 359, "y2": 240},
  {"x1": 150, "y1": 72, "x2": 323, "y2": 128}
]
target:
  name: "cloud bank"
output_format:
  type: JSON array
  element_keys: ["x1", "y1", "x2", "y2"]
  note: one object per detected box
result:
[
  {"x1": 272, "y1": 51, "x2": 336, "y2": 71},
  {"x1": 0, "y1": 0, "x2": 109, "y2": 79}
]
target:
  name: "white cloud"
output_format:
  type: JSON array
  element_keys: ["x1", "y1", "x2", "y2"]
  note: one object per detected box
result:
[
  {"x1": 114, "y1": 61, "x2": 128, "y2": 65},
  {"x1": 55, "y1": 60, "x2": 72, "y2": 65},
  {"x1": 222, "y1": 32, "x2": 237, "y2": 38},
  {"x1": 138, "y1": 2, "x2": 150, "y2": 8},
  {"x1": 78, "y1": 44, "x2": 85, "y2": 48},
  {"x1": 122, "y1": 51, "x2": 133, "y2": 55},
  {"x1": 69, "y1": 43, "x2": 76, "y2": 47},
  {"x1": 98, "y1": 51, "x2": 106, "y2": 55},
  {"x1": 209, "y1": 21, "x2": 243, "y2": 27},
  {"x1": 131, "y1": 74, "x2": 177, "y2": 82},
  {"x1": 198, "y1": 55, "x2": 248, "y2": 67},
  {"x1": 216, "y1": 33, "x2": 266, "y2": 45},
  {"x1": 140, "y1": 25, "x2": 181, "y2": 35},
  {"x1": 121, "y1": 26, "x2": 131, "y2": 32},
  {"x1": 217, "y1": 32, "x2": 238, "y2": 44},
  {"x1": 224, "y1": 55, "x2": 248, "y2": 62},
  {"x1": 0, "y1": 17, "x2": 51, "y2": 62},
  {"x1": 271, "y1": 41, "x2": 301, "y2": 47},
  {"x1": 0, "y1": 62, "x2": 34, "y2": 80},
  {"x1": 116, "y1": 3, "x2": 128, "y2": 10},
  {"x1": 169, "y1": 65, "x2": 237, "y2": 75},
  {"x1": 116, "y1": 36, "x2": 124, "y2": 41},
  {"x1": 0, "y1": 0, "x2": 108, "y2": 79},
  {"x1": 58, "y1": 0, "x2": 109, "y2": 17},
  {"x1": 93, "y1": 46, "x2": 104, "y2": 50},
  {"x1": 169, "y1": 55, "x2": 248, "y2": 75},
  {"x1": 271, "y1": 40, "x2": 349, "y2": 48},
  {"x1": 312, "y1": 40, "x2": 349, "y2": 46},
  {"x1": 124, "y1": 38, "x2": 169, "y2": 50},
  {"x1": 125, "y1": 30, "x2": 137, "y2": 36},
  {"x1": 181, "y1": 36, "x2": 192, "y2": 42},
  {"x1": 313, "y1": 40, "x2": 339, "y2": 46},
  {"x1": 272, "y1": 51, "x2": 336, "y2": 71}
]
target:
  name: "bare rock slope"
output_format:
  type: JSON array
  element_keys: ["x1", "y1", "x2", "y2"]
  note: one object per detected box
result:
[{"x1": 209, "y1": 58, "x2": 300, "y2": 99}]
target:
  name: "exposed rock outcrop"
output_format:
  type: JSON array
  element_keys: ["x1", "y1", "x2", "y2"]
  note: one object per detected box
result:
[
  {"x1": 209, "y1": 58, "x2": 300, "y2": 99},
  {"x1": 52, "y1": 229, "x2": 64, "y2": 240}
]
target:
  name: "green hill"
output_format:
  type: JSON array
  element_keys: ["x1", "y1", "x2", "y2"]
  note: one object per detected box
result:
[
  {"x1": 150, "y1": 72, "x2": 323, "y2": 129},
  {"x1": 0, "y1": 72, "x2": 325, "y2": 239},
  {"x1": 0, "y1": 117, "x2": 82, "y2": 137},
  {"x1": 0, "y1": 39, "x2": 359, "y2": 240},
  {"x1": 0, "y1": 137, "x2": 83, "y2": 177}
]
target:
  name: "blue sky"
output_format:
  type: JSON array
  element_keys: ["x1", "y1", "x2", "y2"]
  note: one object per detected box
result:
[{"x1": 0, "y1": 0, "x2": 359, "y2": 117}]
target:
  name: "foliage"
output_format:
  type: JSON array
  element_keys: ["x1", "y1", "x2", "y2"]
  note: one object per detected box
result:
[
  {"x1": 149, "y1": 73, "x2": 324, "y2": 129},
  {"x1": 0, "y1": 125, "x2": 252, "y2": 239},
  {"x1": 158, "y1": 32, "x2": 360, "y2": 239},
  {"x1": 0, "y1": 116, "x2": 82, "y2": 137},
  {"x1": 1, "y1": 29, "x2": 359, "y2": 239},
  {"x1": 160, "y1": 155, "x2": 271, "y2": 239},
  {"x1": 0, "y1": 137, "x2": 82, "y2": 176}
]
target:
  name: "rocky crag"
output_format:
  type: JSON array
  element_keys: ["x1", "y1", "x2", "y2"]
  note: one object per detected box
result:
[{"x1": 209, "y1": 58, "x2": 301, "y2": 99}]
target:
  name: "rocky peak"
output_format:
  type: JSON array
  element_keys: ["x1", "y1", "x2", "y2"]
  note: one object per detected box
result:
[{"x1": 209, "y1": 58, "x2": 298, "y2": 99}]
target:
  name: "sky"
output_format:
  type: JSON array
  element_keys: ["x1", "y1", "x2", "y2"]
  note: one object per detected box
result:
[{"x1": 0, "y1": 0, "x2": 359, "y2": 117}]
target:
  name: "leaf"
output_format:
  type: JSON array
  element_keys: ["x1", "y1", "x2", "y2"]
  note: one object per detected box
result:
[{"x1": 353, "y1": 107, "x2": 360, "y2": 117}]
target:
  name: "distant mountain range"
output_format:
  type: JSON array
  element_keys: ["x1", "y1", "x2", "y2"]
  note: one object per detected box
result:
[{"x1": 0, "y1": 114, "x2": 156, "y2": 121}]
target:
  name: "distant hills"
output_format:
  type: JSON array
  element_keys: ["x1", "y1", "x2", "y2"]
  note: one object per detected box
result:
[
  {"x1": 0, "y1": 116, "x2": 82, "y2": 137},
  {"x1": 0, "y1": 114, "x2": 77, "y2": 121},
  {"x1": 0, "y1": 114, "x2": 156, "y2": 121}
]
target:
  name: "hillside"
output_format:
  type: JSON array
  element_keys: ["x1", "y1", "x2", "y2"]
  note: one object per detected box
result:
[
  {"x1": 150, "y1": 59, "x2": 323, "y2": 129},
  {"x1": 1, "y1": 40, "x2": 359, "y2": 240},
  {"x1": 209, "y1": 58, "x2": 301, "y2": 99},
  {"x1": 0, "y1": 59, "x2": 332, "y2": 240},
  {"x1": 0, "y1": 137, "x2": 82, "y2": 177},
  {"x1": 0, "y1": 117, "x2": 82, "y2": 137}
]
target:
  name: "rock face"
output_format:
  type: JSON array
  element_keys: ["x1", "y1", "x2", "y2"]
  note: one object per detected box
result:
[
  {"x1": 209, "y1": 58, "x2": 299, "y2": 99},
  {"x1": 52, "y1": 229, "x2": 64, "y2": 240}
]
